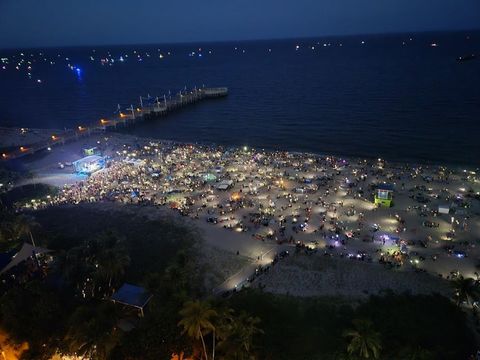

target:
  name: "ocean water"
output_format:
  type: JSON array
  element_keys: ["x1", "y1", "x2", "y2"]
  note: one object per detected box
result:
[{"x1": 0, "y1": 31, "x2": 479, "y2": 166}]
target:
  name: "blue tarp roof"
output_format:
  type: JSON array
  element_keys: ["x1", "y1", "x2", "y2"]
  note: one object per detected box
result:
[
  {"x1": 111, "y1": 283, "x2": 152, "y2": 308},
  {"x1": 377, "y1": 183, "x2": 394, "y2": 191}
]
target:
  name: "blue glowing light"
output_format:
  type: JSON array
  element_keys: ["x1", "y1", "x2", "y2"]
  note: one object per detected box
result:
[{"x1": 72, "y1": 66, "x2": 82, "y2": 80}]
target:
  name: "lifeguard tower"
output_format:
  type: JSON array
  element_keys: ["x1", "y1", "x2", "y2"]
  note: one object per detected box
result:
[
  {"x1": 374, "y1": 184, "x2": 394, "y2": 207},
  {"x1": 83, "y1": 147, "x2": 99, "y2": 156}
]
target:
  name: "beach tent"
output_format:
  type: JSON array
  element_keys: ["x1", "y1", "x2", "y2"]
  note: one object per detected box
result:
[
  {"x1": 374, "y1": 232, "x2": 400, "y2": 246},
  {"x1": 203, "y1": 173, "x2": 217, "y2": 182},
  {"x1": 0, "y1": 243, "x2": 51, "y2": 275},
  {"x1": 111, "y1": 283, "x2": 153, "y2": 317},
  {"x1": 216, "y1": 180, "x2": 233, "y2": 190},
  {"x1": 438, "y1": 205, "x2": 450, "y2": 214}
]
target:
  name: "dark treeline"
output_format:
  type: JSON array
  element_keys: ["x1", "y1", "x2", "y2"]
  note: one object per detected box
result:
[{"x1": 0, "y1": 205, "x2": 477, "y2": 359}]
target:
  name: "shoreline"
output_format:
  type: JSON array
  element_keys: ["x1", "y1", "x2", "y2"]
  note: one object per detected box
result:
[
  {"x1": 0, "y1": 126, "x2": 62, "y2": 149},
  {"x1": 2, "y1": 127, "x2": 479, "y2": 174}
]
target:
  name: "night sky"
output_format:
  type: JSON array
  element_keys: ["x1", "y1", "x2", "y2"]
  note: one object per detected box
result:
[{"x1": 1, "y1": 0, "x2": 479, "y2": 48}]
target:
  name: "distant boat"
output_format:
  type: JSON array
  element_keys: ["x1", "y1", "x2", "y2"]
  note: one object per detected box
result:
[{"x1": 457, "y1": 54, "x2": 476, "y2": 62}]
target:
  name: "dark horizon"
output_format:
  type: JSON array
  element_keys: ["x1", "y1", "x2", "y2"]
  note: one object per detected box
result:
[
  {"x1": 1, "y1": 27, "x2": 479, "y2": 51},
  {"x1": 1, "y1": 0, "x2": 479, "y2": 49}
]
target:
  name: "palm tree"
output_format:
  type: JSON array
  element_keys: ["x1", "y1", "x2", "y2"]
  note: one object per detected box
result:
[
  {"x1": 452, "y1": 275, "x2": 480, "y2": 306},
  {"x1": 64, "y1": 303, "x2": 119, "y2": 360},
  {"x1": 57, "y1": 246, "x2": 94, "y2": 297},
  {"x1": 215, "y1": 307, "x2": 235, "y2": 339},
  {"x1": 56, "y1": 231, "x2": 130, "y2": 299},
  {"x1": 217, "y1": 312, "x2": 263, "y2": 360},
  {"x1": 398, "y1": 346, "x2": 434, "y2": 360},
  {"x1": 343, "y1": 319, "x2": 382, "y2": 359},
  {"x1": 84, "y1": 231, "x2": 130, "y2": 297},
  {"x1": 11, "y1": 214, "x2": 39, "y2": 245},
  {"x1": 212, "y1": 307, "x2": 236, "y2": 360},
  {"x1": 95, "y1": 244, "x2": 130, "y2": 294},
  {"x1": 0, "y1": 213, "x2": 39, "y2": 251},
  {"x1": 178, "y1": 300, "x2": 217, "y2": 360}
]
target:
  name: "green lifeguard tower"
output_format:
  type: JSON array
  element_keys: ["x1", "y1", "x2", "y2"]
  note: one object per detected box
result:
[
  {"x1": 83, "y1": 146, "x2": 99, "y2": 156},
  {"x1": 374, "y1": 184, "x2": 394, "y2": 207}
]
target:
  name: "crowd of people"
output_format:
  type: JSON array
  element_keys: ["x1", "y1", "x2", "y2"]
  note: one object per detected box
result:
[{"x1": 24, "y1": 138, "x2": 480, "y2": 281}]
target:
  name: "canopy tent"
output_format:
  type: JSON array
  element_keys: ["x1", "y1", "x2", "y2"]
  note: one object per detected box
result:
[
  {"x1": 111, "y1": 283, "x2": 152, "y2": 317},
  {"x1": 438, "y1": 205, "x2": 450, "y2": 214},
  {"x1": 216, "y1": 180, "x2": 233, "y2": 190},
  {"x1": 0, "y1": 243, "x2": 51, "y2": 275},
  {"x1": 203, "y1": 173, "x2": 217, "y2": 182},
  {"x1": 374, "y1": 232, "x2": 400, "y2": 246}
]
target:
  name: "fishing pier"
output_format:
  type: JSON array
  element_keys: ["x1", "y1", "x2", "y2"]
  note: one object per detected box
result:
[{"x1": 1, "y1": 86, "x2": 228, "y2": 160}]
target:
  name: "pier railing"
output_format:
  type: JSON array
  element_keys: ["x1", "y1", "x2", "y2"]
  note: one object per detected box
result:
[{"x1": 1, "y1": 86, "x2": 228, "y2": 161}]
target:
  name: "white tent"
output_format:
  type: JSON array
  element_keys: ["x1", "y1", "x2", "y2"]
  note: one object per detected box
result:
[
  {"x1": 216, "y1": 180, "x2": 233, "y2": 190},
  {"x1": 0, "y1": 243, "x2": 51, "y2": 275},
  {"x1": 438, "y1": 205, "x2": 450, "y2": 214}
]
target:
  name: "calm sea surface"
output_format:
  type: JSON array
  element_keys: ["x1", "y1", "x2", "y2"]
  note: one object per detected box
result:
[{"x1": 1, "y1": 31, "x2": 479, "y2": 166}]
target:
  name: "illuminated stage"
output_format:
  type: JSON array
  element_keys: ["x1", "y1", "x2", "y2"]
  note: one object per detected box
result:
[{"x1": 73, "y1": 155, "x2": 106, "y2": 175}]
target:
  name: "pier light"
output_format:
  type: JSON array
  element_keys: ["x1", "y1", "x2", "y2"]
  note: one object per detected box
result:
[
  {"x1": 120, "y1": 112, "x2": 126, "y2": 118},
  {"x1": 2, "y1": 153, "x2": 7, "y2": 159},
  {"x1": 51, "y1": 135, "x2": 57, "y2": 141},
  {"x1": 136, "y1": 108, "x2": 141, "y2": 112},
  {"x1": 100, "y1": 119, "x2": 108, "y2": 124},
  {"x1": 78, "y1": 126, "x2": 85, "y2": 131},
  {"x1": 20, "y1": 146, "x2": 27, "y2": 152}
]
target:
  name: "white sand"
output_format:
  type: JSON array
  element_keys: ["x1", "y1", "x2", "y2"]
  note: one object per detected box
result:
[
  {"x1": 0, "y1": 127, "x2": 61, "y2": 148},
  {"x1": 255, "y1": 253, "x2": 451, "y2": 299},
  {"x1": 12, "y1": 132, "x2": 480, "y2": 296}
]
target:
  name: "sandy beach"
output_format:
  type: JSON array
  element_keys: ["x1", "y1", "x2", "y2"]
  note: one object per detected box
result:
[
  {"x1": 253, "y1": 252, "x2": 451, "y2": 298},
  {"x1": 4, "y1": 130, "x2": 480, "y2": 296},
  {"x1": 0, "y1": 127, "x2": 62, "y2": 149}
]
